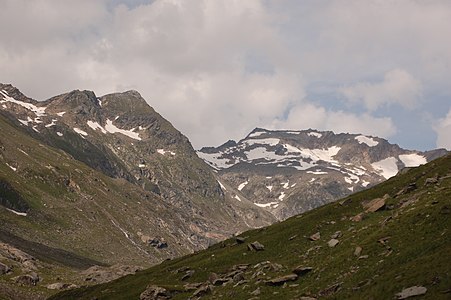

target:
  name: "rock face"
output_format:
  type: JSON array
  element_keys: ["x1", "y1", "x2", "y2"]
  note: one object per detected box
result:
[
  {"x1": 198, "y1": 128, "x2": 447, "y2": 220},
  {"x1": 395, "y1": 286, "x2": 427, "y2": 299},
  {"x1": 0, "y1": 83, "x2": 276, "y2": 270}
]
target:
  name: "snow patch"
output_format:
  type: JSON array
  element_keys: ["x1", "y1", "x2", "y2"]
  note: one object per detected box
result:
[
  {"x1": 281, "y1": 182, "x2": 289, "y2": 189},
  {"x1": 105, "y1": 119, "x2": 141, "y2": 140},
  {"x1": 157, "y1": 149, "x2": 176, "y2": 156},
  {"x1": 6, "y1": 208, "x2": 27, "y2": 216},
  {"x1": 56, "y1": 111, "x2": 66, "y2": 117},
  {"x1": 218, "y1": 181, "x2": 226, "y2": 191},
  {"x1": 399, "y1": 153, "x2": 427, "y2": 167},
  {"x1": 87, "y1": 120, "x2": 107, "y2": 133},
  {"x1": 307, "y1": 170, "x2": 328, "y2": 175},
  {"x1": 278, "y1": 192, "x2": 286, "y2": 200},
  {"x1": 308, "y1": 131, "x2": 322, "y2": 138},
  {"x1": 248, "y1": 131, "x2": 265, "y2": 138},
  {"x1": 371, "y1": 157, "x2": 399, "y2": 179},
  {"x1": 234, "y1": 195, "x2": 242, "y2": 202},
  {"x1": 309, "y1": 178, "x2": 316, "y2": 183},
  {"x1": 73, "y1": 128, "x2": 88, "y2": 136},
  {"x1": 355, "y1": 135, "x2": 378, "y2": 147},
  {"x1": 56, "y1": 132, "x2": 63, "y2": 137},
  {"x1": 197, "y1": 152, "x2": 231, "y2": 170},
  {"x1": 266, "y1": 185, "x2": 273, "y2": 192},
  {"x1": 348, "y1": 187, "x2": 354, "y2": 191},
  {"x1": 238, "y1": 181, "x2": 248, "y2": 191},
  {"x1": 6, "y1": 163, "x2": 17, "y2": 171},
  {"x1": 18, "y1": 119, "x2": 29, "y2": 126},
  {"x1": 254, "y1": 201, "x2": 278, "y2": 208},
  {"x1": 45, "y1": 119, "x2": 57, "y2": 128},
  {"x1": 0, "y1": 90, "x2": 46, "y2": 117},
  {"x1": 244, "y1": 138, "x2": 280, "y2": 146},
  {"x1": 362, "y1": 180, "x2": 370, "y2": 187}
]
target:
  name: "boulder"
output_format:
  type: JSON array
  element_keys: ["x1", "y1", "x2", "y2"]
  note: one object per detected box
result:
[
  {"x1": 247, "y1": 241, "x2": 265, "y2": 251},
  {"x1": 14, "y1": 273, "x2": 39, "y2": 286},
  {"x1": 236, "y1": 236, "x2": 246, "y2": 244},
  {"x1": 328, "y1": 239, "x2": 339, "y2": 248},
  {"x1": 266, "y1": 274, "x2": 298, "y2": 286},
  {"x1": 354, "y1": 246, "x2": 362, "y2": 257},
  {"x1": 363, "y1": 197, "x2": 386, "y2": 213},
  {"x1": 331, "y1": 231, "x2": 342, "y2": 239},
  {"x1": 292, "y1": 266, "x2": 313, "y2": 276},
  {"x1": 46, "y1": 283, "x2": 77, "y2": 290},
  {"x1": 140, "y1": 285, "x2": 171, "y2": 300},
  {"x1": 395, "y1": 286, "x2": 427, "y2": 299},
  {"x1": 192, "y1": 283, "x2": 213, "y2": 297},
  {"x1": 309, "y1": 232, "x2": 321, "y2": 241},
  {"x1": 0, "y1": 262, "x2": 11, "y2": 275}
]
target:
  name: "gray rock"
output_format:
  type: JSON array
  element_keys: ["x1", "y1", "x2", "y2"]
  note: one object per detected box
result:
[
  {"x1": 0, "y1": 262, "x2": 11, "y2": 275},
  {"x1": 266, "y1": 274, "x2": 298, "y2": 286},
  {"x1": 46, "y1": 283, "x2": 77, "y2": 290},
  {"x1": 354, "y1": 246, "x2": 362, "y2": 257},
  {"x1": 140, "y1": 285, "x2": 171, "y2": 300},
  {"x1": 309, "y1": 232, "x2": 321, "y2": 241},
  {"x1": 192, "y1": 283, "x2": 213, "y2": 297},
  {"x1": 292, "y1": 266, "x2": 313, "y2": 276},
  {"x1": 395, "y1": 286, "x2": 427, "y2": 299},
  {"x1": 250, "y1": 287, "x2": 261, "y2": 296},
  {"x1": 328, "y1": 239, "x2": 339, "y2": 247},
  {"x1": 14, "y1": 273, "x2": 39, "y2": 286},
  {"x1": 248, "y1": 241, "x2": 265, "y2": 251},
  {"x1": 331, "y1": 231, "x2": 342, "y2": 239}
]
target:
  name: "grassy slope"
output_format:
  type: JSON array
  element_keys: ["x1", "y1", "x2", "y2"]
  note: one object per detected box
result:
[{"x1": 51, "y1": 154, "x2": 451, "y2": 299}]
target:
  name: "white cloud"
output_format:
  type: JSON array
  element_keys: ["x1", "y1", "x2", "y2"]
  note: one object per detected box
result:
[
  {"x1": 339, "y1": 69, "x2": 422, "y2": 111},
  {"x1": 0, "y1": 0, "x2": 450, "y2": 150},
  {"x1": 271, "y1": 103, "x2": 397, "y2": 139},
  {"x1": 434, "y1": 108, "x2": 451, "y2": 150}
]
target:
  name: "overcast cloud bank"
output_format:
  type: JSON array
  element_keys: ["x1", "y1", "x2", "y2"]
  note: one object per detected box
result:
[{"x1": 0, "y1": 0, "x2": 450, "y2": 150}]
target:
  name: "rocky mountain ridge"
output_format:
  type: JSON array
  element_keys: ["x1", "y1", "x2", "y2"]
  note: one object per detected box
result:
[
  {"x1": 198, "y1": 127, "x2": 447, "y2": 219},
  {"x1": 0, "y1": 83, "x2": 274, "y2": 298}
]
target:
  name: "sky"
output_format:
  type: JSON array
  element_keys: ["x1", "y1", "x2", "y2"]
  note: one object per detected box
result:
[{"x1": 0, "y1": 0, "x2": 450, "y2": 150}]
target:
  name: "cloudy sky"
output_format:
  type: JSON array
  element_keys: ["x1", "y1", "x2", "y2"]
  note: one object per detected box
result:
[{"x1": 1, "y1": 0, "x2": 450, "y2": 150}]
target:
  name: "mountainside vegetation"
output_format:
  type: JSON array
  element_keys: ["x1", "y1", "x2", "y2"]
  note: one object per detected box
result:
[{"x1": 51, "y1": 154, "x2": 451, "y2": 299}]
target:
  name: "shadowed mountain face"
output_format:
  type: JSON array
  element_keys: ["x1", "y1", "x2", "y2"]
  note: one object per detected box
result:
[{"x1": 198, "y1": 128, "x2": 448, "y2": 220}]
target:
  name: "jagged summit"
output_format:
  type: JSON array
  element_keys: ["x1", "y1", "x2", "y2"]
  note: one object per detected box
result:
[{"x1": 197, "y1": 128, "x2": 447, "y2": 220}]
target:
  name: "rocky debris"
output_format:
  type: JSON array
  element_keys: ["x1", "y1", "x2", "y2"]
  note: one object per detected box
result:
[
  {"x1": 140, "y1": 285, "x2": 172, "y2": 300},
  {"x1": 192, "y1": 283, "x2": 213, "y2": 297},
  {"x1": 330, "y1": 231, "x2": 342, "y2": 239},
  {"x1": 148, "y1": 237, "x2": 168, "y2": 249},
  {"x1": 82, "y1": 264, "x2": 142, "y2": 284},
  {"x1": 183, "y1": 282, "x2": 203, "y2": 291},
  {"x1": 14, "y1": 272, "x2": 39, "y2": 286},
  {"x1": 396, "y1": 183, "x2": 418, "y2": 196},
  {"x1": 354, "y1": 246, "x2": 362, "y2": 257},
  {"x1": 350, "y1": 213, "x2": 364, "y2": 222},
  {"x1": 424, "y1": 177, "x2": 438, "y2": 185},
  {"x1": 395, "y1": 286, "x2": 427, "y2": 299},
  {"x1": 181, "y1": 270, "x2": 195, "y2": 281},
  {"x1": 309, "y1": 232, "x2": 321, "y2": 241},
  {"x1": 266, "y1": 274, "x2": 298, "y2": 286},
  {"x1": 46, "y1": 283, "x2": 78, "y2": 290},
  {"x1": 363, "y1": 195, "x2": 388, "y2": 213},
  {"x1": 0, "y1": 242, "x2": 37, "y2": 270},
  {"x1": 250, "y1": 287, "x2": 261, "y2": 296},
  {"x1": 318, "y1": 282, "x2": 342, "y2": 297},
  {"x1": 292, "y1": 266, "x2": 313, "y2": 276},
  {"x1": 247, "y1": 241, "x2": 265, "y2": 251},
  {"x1": 328, "y1": 239, "x2": 339, "y2": 248},
  {"x1": 0, "y1": 262, "x2": 11, "y2": 274},
  {"x1": 236, "y1": 236, "x2": 246, "y2": 244}
]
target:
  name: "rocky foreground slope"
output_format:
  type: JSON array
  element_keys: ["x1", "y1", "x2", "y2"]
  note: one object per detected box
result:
[
  {"x1": 52, "y1": 154, "x2": 451, "y2": 299},
  {"x1": 198, "y1": 128, "x2": 447, "y2": 220},
  {"x1": 0, "y1": 84, "x2": 274, "y2": 299}
]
